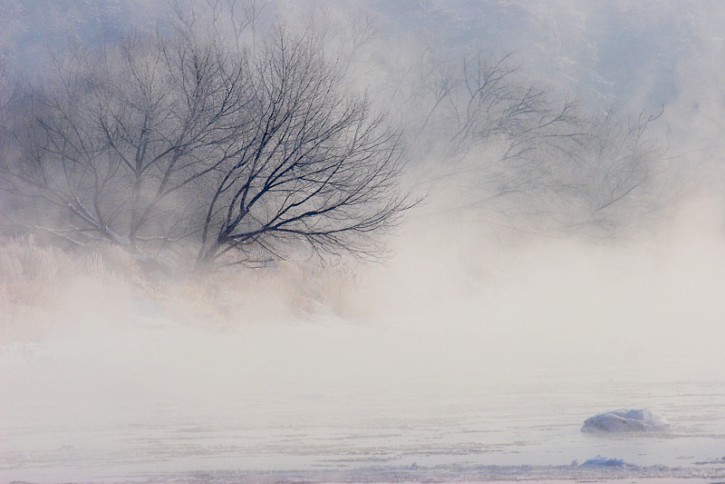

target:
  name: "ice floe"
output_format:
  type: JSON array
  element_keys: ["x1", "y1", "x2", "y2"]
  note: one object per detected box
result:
[
  {"x1": 580, "y1": 455, "x2": 630, "y2": 467},
  {"x1": 582, "y1": 408, "x2": 670, "y2": 433}
]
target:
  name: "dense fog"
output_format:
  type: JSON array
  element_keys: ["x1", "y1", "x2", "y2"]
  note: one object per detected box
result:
[{"x1": 2, "y1": 1, "x2": 725, "y2": 482}]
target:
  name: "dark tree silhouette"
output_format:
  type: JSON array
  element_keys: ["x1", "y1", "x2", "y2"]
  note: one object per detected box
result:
[{"x1": 0, "y1": 12, "x2": 411, "y2": 269}]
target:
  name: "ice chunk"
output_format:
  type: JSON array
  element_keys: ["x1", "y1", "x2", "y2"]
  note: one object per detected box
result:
[
  {"x1": 581, "y1": 408, "x2": 670, "y2": 433},
  {"x1": 580, "y1": 455, "x2": 628, "y2": 467}
]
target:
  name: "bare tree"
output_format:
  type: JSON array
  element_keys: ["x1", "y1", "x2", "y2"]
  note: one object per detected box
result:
[
  {"x1": 2, "y1": 31, "x2": 245, "y2": 249},
  {"x1": 196, "y1": 29, "x2": 409, "y2": 268},
  {"x1": 0, "y1": 14, "x2": 410, "y2": 269},
  {"x1": 387, "y1": 46, "x2": 663, "y2": 235},
  {"x1": 549, "y1": 106, "x2": 664, "y2": 234}
]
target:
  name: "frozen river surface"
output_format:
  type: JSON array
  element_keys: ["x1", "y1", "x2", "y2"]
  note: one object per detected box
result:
[
  {"x1": 2, "y1": 301, "x2": 725, "y2": 483},
  {"x1": 3, "y1": 353, "x2": 725, "y2": 482}
]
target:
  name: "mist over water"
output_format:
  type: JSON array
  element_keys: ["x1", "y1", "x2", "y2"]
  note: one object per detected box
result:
[
  {"x1": 3, "y1": 197, "x2": 725, "y2": 481},
  {"x1": 2, "y1": 1, "x2": 725, "y2": 482}
]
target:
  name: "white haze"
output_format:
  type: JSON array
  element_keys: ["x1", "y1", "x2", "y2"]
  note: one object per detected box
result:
[
  {"x1": 2, "y1": 1, "x2": 725, "y2": 481},
  {"x1": 3, "y1": 194, "x2": 725, "y2": 481},
  {"x1": 2, "y1": 193, "x2": 725, "y2": 408}
]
